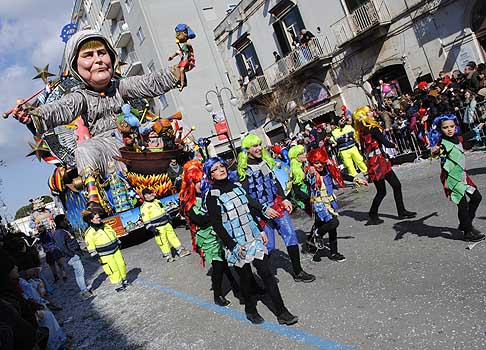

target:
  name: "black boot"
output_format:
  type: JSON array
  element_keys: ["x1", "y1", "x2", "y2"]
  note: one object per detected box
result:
[
  {"x1": 277, "y1": 309, "x2": 298, "y2": 325},
  {"x1": 398, "y1": 210, "x2": 417, "y2": 219},
  {"x1": 464, "y1": 231, "x2": 485, "y2": 242},
  {"x1": 214, "y1": 295, "x2": 231, "y2": 307},
  {"x1": 246, "y1": 312, "x2": 264, "y2": 324},
  {"x1": 365, "y1": 214, "x2": 384, "y2": 226}
]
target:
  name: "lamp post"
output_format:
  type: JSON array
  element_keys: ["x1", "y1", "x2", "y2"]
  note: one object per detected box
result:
[{"x1": 204, "y1": 85, "x2": 239, "y2": 141}]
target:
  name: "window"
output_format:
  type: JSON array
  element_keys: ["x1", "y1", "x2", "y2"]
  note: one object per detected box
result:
[
  {"x1": 344, "y1": 0, "x2": 368, "y2": 12},
  {"x1": 125, "y1": 0, "x2": 133, "y2": 13},
  {"x1": 272, "y1": 6, "x2": 305, "y2": 55},
  {"x1": 302, "y1": 82, "x2": 330, "y2": 109},
  {"x1": 136, "y1": 26, "x2": 145, "y2": 44},
  {"x1": 234, "y1": 43, "x2": 263, "y2": 78}
]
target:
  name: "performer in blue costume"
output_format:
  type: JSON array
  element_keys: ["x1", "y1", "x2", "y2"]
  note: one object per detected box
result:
[
  {"x1": 237, "y1": 134, "x2": 315, "y2": 283},
  {"x1": 306, "y1": 148, "x2": 346, "y2": 262},
  {"x1": 203, "y1": 157, "x2": 298, "y2": 325}
]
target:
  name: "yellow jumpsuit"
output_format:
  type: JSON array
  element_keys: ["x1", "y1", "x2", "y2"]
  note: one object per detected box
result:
[
  {"x1": 331, "y1": 125, "x2": 367, "y2": 177},
  {"x1": 84, "y1": 224, "x2": 126, "y2": 284},
  {"x1": 140, "y1": 200, "x2": 182, "y2": 256}
]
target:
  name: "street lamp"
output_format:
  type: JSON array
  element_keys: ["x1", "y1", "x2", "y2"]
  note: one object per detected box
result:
[{"x1": 204, "y1": 85, "x2": 238, "y2": 140}]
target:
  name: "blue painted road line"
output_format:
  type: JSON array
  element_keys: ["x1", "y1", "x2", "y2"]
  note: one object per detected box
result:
[{"x1": 136, "y1": 278, "x2": 354, "y2": 350}]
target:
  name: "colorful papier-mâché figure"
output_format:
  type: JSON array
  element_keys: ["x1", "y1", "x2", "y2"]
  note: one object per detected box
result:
[
  {"x1": 168, "y1": 24, "x2": 196, "y2": 91},
  {"x1": 12, "y1": 30, "x2": 183, "y2": 180}
]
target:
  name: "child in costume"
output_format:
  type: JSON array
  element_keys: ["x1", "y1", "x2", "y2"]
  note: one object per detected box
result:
[
  {"x1": 203, "y1": 157, "x2": 298, "y2": 325},
  {"x1": 237, "y1": 134, "x2": 315, "y2": 283},
  {"x1": 82, "y1": 210, "x2": 129, "y2": 292},
  {"x1": 12, "y1": 29, "x2": 183, "y2": 180},
  {"x1": 430, "y1": 114, "x2": 485, "y2": 242},
  {"x1": 179, "y1": 163, "x2": 239, "y2": 307},
  {"x1": 306, "y1": 148, "x2": 346, "y2": 262},
  {"x1": 168, "y1": 24, "x2": 195, "y2": 91},
  {"x1": 287, "y1": 144, "x2": 310, "y2": 211},
  {"x1": 353, "y1": 106, "x2": 416, "y2": 225},
  {"x1": 140, "y1": 188, "x2": 190, "y2": 262},
  {"x1": 331, "y1": 115, "x2": 368, "y2": 185}
]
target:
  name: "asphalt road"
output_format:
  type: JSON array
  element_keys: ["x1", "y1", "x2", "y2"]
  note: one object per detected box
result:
[{"x1": 49, "y1": 152, "x2": 486, "y2": 350}]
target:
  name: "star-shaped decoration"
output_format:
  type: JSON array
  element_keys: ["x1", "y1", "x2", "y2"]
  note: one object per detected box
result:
[
  {"x1": 26, "y1": 140, "x2": 51, "y2": 162},
  {"x1": 33, "y1": 65, "x2": 56, "y2": 84}
]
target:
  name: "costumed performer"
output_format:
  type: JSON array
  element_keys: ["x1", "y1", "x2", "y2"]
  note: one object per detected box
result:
[
  {"x1": 287, "y1": 144, "x2": 310, "y2": 212},
  {"x1": 353, "y1": 106, "x2": 416, "y2": 225},
  {"x1": 82, "y1": 210, "x2": 129, "y2": 292},
  {"x1": 331, "y1": 114, "x2": 368, "y2": 185},
  {"x1": 12, "y1": 29, "x2": 183, "y2": 180},
  {"x1": 203, "y1": 157, "x2": 298, "y2": 325},
  {"x1": 430, "y1": 114, "x2": 485, "y2": 242},
  {"x1": 306, "y1": 148, "x2": 346, "y2": 262},
  {"x1": 237, "y1": 134, "x2": 315, "y2": 283},
  {"x1": 179, "y1": 165, "x2": 240, "y2": 307},
  {"x1": 140, "y1": 189, "x2": 191, "y2": 262}
]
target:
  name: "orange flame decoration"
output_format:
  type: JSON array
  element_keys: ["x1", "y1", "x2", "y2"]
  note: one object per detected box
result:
[{"x1": 126, "y1": 172, "x2": 173, "y2": 198}]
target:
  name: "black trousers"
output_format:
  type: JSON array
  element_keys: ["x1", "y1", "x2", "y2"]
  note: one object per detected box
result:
[
  {"x1": 369, "y1": 170, "x2": 406, "y2": 216},
  {"x1": 315, "y1": 217, "x2": 339, "y2": 254},
  {"x1": 211, "y1": 259, "x2": 238, "y2": 298},
  {"x1": 235, "y1": 254, "x2": 286, "y2": 315},
  {"x1": 457, "y1": 189, "x2": 482, "y2": 233}
]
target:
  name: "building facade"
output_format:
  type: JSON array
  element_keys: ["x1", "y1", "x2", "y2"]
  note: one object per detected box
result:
[
  {"x1": 69, "y1": 0, "x2": 248, "y2": 150},
  {"x1": 213, "y1": 0, "x2": 486, "y2": 142}
]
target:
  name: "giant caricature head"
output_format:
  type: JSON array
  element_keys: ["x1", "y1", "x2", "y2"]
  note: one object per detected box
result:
[{"x1": 65, "y1": 30, "x2": 118, "y2": 91}]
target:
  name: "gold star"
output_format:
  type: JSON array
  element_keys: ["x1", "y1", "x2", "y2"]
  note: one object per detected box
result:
[
  {"x1": 26, "y1": 140, "x2": 51, "y2": 162},
  {"x1": 32, "y1": 65, "x2": 56, "y2": 84}
]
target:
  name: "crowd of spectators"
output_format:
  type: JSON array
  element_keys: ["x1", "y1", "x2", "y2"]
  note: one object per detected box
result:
[
  {"x1": 271, "y1": 61, "x2": 486, "y2": 167},
  {"x1": 0, "y1": 223, "x2": 71, "y2": 349}
]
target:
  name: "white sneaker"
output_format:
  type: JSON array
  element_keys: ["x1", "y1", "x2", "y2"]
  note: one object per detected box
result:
[{"x1": 178, "y1": 248, "x2": 191, "y2": 258}]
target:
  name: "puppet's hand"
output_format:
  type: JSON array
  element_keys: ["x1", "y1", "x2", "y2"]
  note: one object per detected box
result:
[{"x1": 12, "y1": 101, "x2": 32, "y2": 124}]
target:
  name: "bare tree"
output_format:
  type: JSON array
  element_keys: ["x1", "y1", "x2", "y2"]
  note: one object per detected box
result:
[
  {"x1": 333, "y1": 57, "x2": 375, "y2": 101},
  {"x1": 253, "y1": 79, "x2": 305, "y2": 136}
]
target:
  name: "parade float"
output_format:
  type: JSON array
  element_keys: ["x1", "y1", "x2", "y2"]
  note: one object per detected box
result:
[
  {"x1": 6, "y1": 70, "x2": 192, "y2": 237},
  {"x1": 2, "y1": 24, "x2": 203, "y2": 237}
]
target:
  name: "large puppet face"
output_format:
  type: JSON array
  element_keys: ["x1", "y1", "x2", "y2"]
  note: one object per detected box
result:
[{"x1": 76, "y1": 41, "x2": 113, "y2": 91}]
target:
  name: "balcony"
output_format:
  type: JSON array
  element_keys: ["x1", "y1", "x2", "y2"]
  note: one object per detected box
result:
[
  {"x1": 121, "y1": 51, "x2": 143, "y2": 77},
  {"x1": 112, "y1": 21, "x2": 131, "y2": 48},
  {"x1": 240, "y1": 75, "x2": 271, "y2": 105},
  {"x1": 331, "y1": 0, "x2": 391, "y2": 47},
  {"x1": 103, "y1": 0, "x2": 121, "y2": 20},
  {"x1": 265, "y1": 37, "x2": 332, "y2": 86}
]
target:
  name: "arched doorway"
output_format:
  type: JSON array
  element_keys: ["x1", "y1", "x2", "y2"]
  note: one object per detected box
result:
[
  {"x1": 368, "y1": 64, "x2": 412, "y2": 105},
  {"x1": 471, "y1": 1, "x2": 486, "y2": 54}
]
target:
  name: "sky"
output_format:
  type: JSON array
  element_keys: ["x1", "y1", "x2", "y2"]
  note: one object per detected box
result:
[{"x1": 0, "y1": 0, "x2": 75, "y2": 219}]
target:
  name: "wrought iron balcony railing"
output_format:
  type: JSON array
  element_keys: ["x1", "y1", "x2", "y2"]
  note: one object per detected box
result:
[{"x1": 331, "y1": 0, "x2": 391, "y2": 46}]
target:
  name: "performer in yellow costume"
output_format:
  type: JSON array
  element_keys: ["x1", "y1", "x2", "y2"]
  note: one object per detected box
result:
[
  {"x1": 83, "y1": 210, "x2": 129, "y2": 292},
  {"x1": 140, "y1": 188, "x2": 191, "y2": 262},
  {"x1": 331, "y1": 116, "x2": 367, "y2": 180}
]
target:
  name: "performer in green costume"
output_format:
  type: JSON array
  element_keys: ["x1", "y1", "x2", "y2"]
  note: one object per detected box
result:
[{"x1": 430, "y1": 114, "x2": 485, "y2": 242}]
